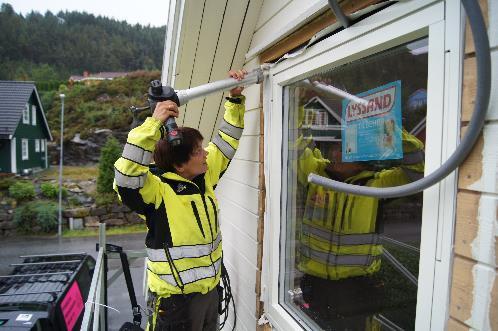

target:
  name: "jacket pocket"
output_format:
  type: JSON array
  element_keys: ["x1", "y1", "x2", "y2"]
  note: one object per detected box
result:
[{"x1": 191, "y1": 201, "x2": 205, "y2": 238}]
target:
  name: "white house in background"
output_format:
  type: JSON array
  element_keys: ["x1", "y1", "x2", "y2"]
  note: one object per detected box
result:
[{"x1": 162, "y1": 0, "x2": 497, "y2": 330}]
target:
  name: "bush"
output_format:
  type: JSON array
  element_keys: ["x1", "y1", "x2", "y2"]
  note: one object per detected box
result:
[
  {"x1": 95, "y1": 192, "x2": 117, "y2": 206},
  {"x1": 14, "y1": 201, "x2": 59, "y2": 233},
  {"x1": 9, "y1": 181, "x2": 35, "y2": 201},
  {"x1": 40, "y1": 182, "x2": 68, "y2": 199},
  {"x1": 0, "y1": 176, "x2": 16, "y2": 190},
  {"x1": 97, "y1": 136, "x2": 122, "y2": 194}
]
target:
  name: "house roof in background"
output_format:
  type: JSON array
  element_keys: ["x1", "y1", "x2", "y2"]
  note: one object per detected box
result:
[
  {"x1": 69, "y1": 72, "x2": 129, "y2": 82},
  {"x1": 0, "y1": 81, "x2": 53, "y2": 140}
]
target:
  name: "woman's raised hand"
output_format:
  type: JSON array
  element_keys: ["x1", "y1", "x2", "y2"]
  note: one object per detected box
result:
[
  {"x1": 152, "y1": 100, "x2": 179, "y2": 124},
  {"x1": 228, "y1": 69, "x2": 248, "y2": 97}
]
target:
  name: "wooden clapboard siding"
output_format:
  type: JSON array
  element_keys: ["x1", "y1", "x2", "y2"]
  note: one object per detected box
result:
[
  {"x1": 218, "y1": 194, "x2": 258, "y2": 241},
  {"x1": 223, "y1": 159, "x2": 260, "y2": 189},
  {"x1": 243, "y1": 108, "x2": 261, "y2": 136},
  {"x1": 450, "y1": 0, "x2": 497, "y2": 329},
  {"x1": 217, "y1": 177, "x2": 259, "y2": 215}
]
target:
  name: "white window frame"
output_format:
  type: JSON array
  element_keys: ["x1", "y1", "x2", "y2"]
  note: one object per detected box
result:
[
  {"x1": 23, "y1": 103, "x2": 30, "y2": 124},
  {"x1": 41, "y1": 139, "x2": 45, "y2": 152},
  {"x1": 262, "y1": 1, "x2": 463, "y2": 330},
  {"x1": 21, "y1": 139, "x2": 29, "y2": 160},
  {"x1": 35, "y1": 139, "x2": 40, "y2": 152},
  {"x1": 31, "y1": 105, "x2": 36, "y2": 125}
]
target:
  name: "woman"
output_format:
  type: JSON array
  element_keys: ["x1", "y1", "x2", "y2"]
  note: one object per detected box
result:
[{"x1": 114, "y1": 69, "x2": 247, "y2": 330}]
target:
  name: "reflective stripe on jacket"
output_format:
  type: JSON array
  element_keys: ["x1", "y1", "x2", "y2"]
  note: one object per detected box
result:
[{"x1": 114, "y1": 97, "x2": 245, "y2": 297}]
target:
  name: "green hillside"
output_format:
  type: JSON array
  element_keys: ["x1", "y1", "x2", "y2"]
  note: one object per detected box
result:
[
  {"x1": 46, "y1": 71, "x2": 161, "y2": 141},
  {"x1": 0, "y1": 3, "x2": 165, "y2": 81}
]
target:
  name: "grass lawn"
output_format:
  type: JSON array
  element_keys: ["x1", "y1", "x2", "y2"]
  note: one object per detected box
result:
[
  {"x1": 63, "y1": 223, "x2": 147, "y2": 238},
  {"x1": 36, "y1": 165, "x2": 99, "y2": 181}
]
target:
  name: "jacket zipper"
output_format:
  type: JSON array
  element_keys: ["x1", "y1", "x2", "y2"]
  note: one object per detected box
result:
[
  {"x1": 208, "y1": 196, "x2": 219, "y2": 232},
  {"x1": 190, "y1": 201, "x2": 205, "y2": 238},
  {"x1": 201, "y1": 193, "x2": 217, "y2": 278}
]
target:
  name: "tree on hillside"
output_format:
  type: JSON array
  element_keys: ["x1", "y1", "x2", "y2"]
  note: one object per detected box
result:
[
  {"x1": 97, "y1": 136, "x2": 122, "y2": 194},
  {"x1": 0, "y1": 4, "x2": 165, "y2": 81}
]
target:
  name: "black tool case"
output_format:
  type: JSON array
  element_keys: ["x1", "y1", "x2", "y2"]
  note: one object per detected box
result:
[{"x1": 0, "y1": 253, "x2": 95, "y2": 330}]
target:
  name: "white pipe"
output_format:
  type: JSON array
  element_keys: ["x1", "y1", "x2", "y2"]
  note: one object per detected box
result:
[{"x1": 176, "y1": 68, "x2": 264, "y2": 105}]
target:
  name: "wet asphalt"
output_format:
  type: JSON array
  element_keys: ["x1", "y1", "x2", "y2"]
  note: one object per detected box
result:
[{"x1": 0, "y1": 233, "x2": 148, "y2": 330}]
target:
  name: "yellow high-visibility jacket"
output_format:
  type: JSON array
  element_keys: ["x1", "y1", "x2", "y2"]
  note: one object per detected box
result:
[
  {"x1": 114, "y1": 97, "x2": 245, "y2": 297},
  {"x1": 297, "y1": 131, "x2": 424, "y2": 280}
]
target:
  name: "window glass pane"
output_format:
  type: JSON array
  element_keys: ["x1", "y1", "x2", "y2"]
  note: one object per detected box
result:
[{"x1": 281, "y1": 38, "x2": 428, "y2": 330}]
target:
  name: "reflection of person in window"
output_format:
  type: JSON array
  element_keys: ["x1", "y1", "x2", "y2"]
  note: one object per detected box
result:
[{"x1": 296, "y1": 129, "x2": 425, "y2": 329}]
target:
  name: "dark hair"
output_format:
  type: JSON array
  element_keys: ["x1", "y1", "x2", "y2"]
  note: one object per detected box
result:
[{"x1": 154, "y1": 127, "x2": 203, "y2": 172}]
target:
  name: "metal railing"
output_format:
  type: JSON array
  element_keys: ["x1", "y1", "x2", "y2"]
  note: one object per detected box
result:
[
  {"x1": 80, "y1": 221, "x2": 149, "y2": 330},
  {"x1": 81, "y1": 224, "x2": 107, "y2": 330}
]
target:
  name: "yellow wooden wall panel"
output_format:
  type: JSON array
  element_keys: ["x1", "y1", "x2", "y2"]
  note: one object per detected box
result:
[
  {"x1": 457, "y1": 127, "x2": 484, "y2": 190},
  {"x1": 464, "y1": 0, "x2": 489, "y2": 55},
  {"x1": 450, "y1": 256, "x2": 475, "y2": 323},
  {"x1": 461, "y1": 57, "x2": 476, "y2": 122},
  {"x1": 447, "y1": 318, "x2": 470, "y2": 331},
  {"x1": 173, "y1": 0, "x2": 206, "y2": 125},
  {"x1": 454, "y1": 191, "x2": 480, "y2": 260},
  {"x1": 197, "y1": 0, "x2": 250, "y2": 139},
  {"x1": 210, "y1": 0, "x2": 264, "y2": 141},
  {"x1": 181, "y1": 0, "x2": 228, "y2": 128}
]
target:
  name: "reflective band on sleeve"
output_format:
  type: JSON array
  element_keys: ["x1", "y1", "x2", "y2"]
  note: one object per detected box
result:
[
  {"x1": 156, "y1": 258, "x2": 221, "y2": 286},
  {"x1": 402, "y1": 150, "x2": 425, "y2": 165},
  {"x1": 302, "y1": 224, "x2": 379, "y2": 246},
  {"x1": 122, "y1": 143, "x2": 153, "y2": 165},
  {"x1": 147, "y1": 234, "x2": 222, "y2": 261},
  {"x1": 219, "y1": 119, "x2": 243, "y2": 140},
  {"x1": 212, "y1": 134, "x2": 236, "y2": 159},
  {"x1": 300, "y1": 245, "x2": 377, "y2": 266},
  {"x1": 114, "y1": 169, "x2": 146, "y2": 189}
]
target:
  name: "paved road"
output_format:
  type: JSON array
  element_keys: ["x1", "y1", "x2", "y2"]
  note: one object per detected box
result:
[{"x1": 0, "y1": 233, "x2": 148, "y2": 330}]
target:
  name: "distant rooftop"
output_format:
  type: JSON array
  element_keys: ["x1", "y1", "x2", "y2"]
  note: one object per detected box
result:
[{"x1": 69, "y1": 71, "x2": 129, "y2": 82}]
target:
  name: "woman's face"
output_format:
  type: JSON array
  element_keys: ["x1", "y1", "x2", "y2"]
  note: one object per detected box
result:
[{"x1": 177, "y1": 140, "x2": 208, "y2": 180}]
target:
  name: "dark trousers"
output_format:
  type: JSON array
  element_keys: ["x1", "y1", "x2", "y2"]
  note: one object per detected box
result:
[{"x1": 150, "y1": 288, "x2": 219, "y2": 331}]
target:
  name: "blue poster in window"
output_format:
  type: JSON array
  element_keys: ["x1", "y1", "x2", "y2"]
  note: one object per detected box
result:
[{"x1": 341, "y1": 80, "x2": 403, "y2": 162}]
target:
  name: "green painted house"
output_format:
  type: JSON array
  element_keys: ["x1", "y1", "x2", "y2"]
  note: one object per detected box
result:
[{"x1": 0, "y1": 81, "x2": 52, "y2": 174}]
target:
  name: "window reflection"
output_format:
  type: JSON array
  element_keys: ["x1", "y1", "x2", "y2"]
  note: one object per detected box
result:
[{"x1": 283, "y1": 38, "x2": 428, "y2": 330}]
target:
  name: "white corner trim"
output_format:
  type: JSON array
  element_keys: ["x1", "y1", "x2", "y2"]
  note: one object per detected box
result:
[
  {"x1": 468, "y1": 124, "x2": 498, "y2": 193},
  {"x1": 11, "y1": 137, "x2": 17, "y2": 174}
]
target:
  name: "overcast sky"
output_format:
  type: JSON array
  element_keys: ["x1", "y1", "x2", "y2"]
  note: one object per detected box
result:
[{"x1": 1, "y1": 0, "x2": 170, "y2": 27}]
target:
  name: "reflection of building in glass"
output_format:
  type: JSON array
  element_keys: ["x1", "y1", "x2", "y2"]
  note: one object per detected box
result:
[{"x1": 302, "y1": 96, "x2": 342, "y2": 142}]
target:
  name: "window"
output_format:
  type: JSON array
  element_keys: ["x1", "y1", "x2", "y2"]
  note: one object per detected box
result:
[
  {"x1": 22, "y1": 139, "x2": 29, "y2": 160},
  {"x1": 41, "y1": 139, "x2": 45, "y2": 152},
  {"x1": 35, "y1": 139, "x2": 40, "y2": 152},
  {"x1": 32, "y1": 105, "x2": 36, "y2": 125},
  {"x1": 263, "y1": 2, "x2": 462, "y2": 330},
  {"x1": 23, "y1": 104, "x2": 29, "y2": 124},
  {"x1": 283, "y1": 38, "x2": 428, "y2": 331}
]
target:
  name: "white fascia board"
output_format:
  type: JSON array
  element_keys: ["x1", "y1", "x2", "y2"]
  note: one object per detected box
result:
[
  {"x1": 161, "y1": 0, "x2": 185, "y2": 86},
  {"x1": 245, "y1": 0, "x2": 329, "y2": 61},
  {"x1": 33, "y1": 87, "x2": 53, "y2": 141}
]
